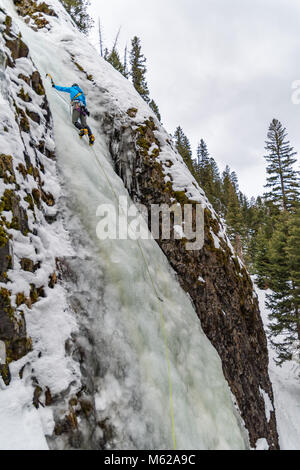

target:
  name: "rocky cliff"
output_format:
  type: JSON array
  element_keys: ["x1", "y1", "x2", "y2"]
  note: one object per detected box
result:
[{"x1": 0, "y1": 8, "x2": 56, "y2": 384}]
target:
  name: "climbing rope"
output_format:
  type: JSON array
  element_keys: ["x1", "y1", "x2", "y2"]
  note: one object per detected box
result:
[{"x1": 47, "y1": 75, "x2": 177, "y2": 449}]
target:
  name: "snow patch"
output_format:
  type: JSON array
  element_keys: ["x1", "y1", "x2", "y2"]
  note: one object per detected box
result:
[
  {"x1": 0, "y1": 378, "x2": 49, "y2": 450},
  {"x1": 255, "y1": 438, "x2": 269, "y2": 451},
  {"x1": 210, "y1": 229, "x2": 221, "y2": 249},
  {"x1": 259, "y1": 387, "x2": 274, "y2": 423}
]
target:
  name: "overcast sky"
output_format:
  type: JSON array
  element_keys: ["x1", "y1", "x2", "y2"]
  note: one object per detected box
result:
[{"x1": 88, "y1": 0, "x2": 300, "y2": 198}]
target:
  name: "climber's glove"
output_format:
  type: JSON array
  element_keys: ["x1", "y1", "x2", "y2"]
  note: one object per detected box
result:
[{"x1": 85, "y1": 108, "x2": 90, "y2": 117}]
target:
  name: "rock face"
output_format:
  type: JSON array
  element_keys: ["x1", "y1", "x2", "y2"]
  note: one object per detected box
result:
[
  {"x1": 0, "y1": 10, "x2": 109, "y2": 450},
  {"x1": 13, "y1": 0, "x2": 57, "y2": 31},
  {"x1": 101, "y1": 113, "x2": 280, "y2": 450},
  {"x1": 0, "y1": 11, "x2": 51, "y2": 384}
]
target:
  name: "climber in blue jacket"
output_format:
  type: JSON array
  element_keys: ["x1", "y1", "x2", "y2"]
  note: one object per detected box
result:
[{"x1": 52, "y1": 82, "x2": 95, "y2": 146}]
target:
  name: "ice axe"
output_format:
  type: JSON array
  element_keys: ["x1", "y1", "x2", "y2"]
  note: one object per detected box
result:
[{"x1": 46, "y1": 73, "x2": 55, "y2": 87}]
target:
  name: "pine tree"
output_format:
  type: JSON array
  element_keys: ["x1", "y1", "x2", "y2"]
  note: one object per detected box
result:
[
  {"x1": 210, "y1": 157, "x2": 222, "y2": 214},
  {"x1": 209, "y1": 157, "x2": 221, "y2": 185},
  {"x1": 264, "y1": 119, "x2": 300, "y2": 211},
  {"x1": 174, "y1": 126, "x2": 192, "y2": 162},
  {"x1": 253, "y1": 226, "x2": 272, "y2": 288},
  {"x1": 286, "y1": 209, "x2": 300, "y2": 351},
  {"x1": 240, "y1": 193, "x2": 249, "y2": 223},
  {"x1": 244, "y1": 197, "x2": 267, "y2": 269},
  {"x1": 197, "y1": 139, "x2": 209, "y2": 166},
  {"x1": 195, "y1": 140, "x2": 216, "y2": 200},
  {"x1": 208, "y1": 157, "x2": 222, "y2": 211},
  {"x1": 196, "y1": 140, "x2": 210, "y2": 184},
  {"x1": 230, "y1": 171, "x2": 239, "y2": 192},
  {"x1": 130, "y1": 36, "x2": 150, "y2": 103},
  {"x1": 225, "y1": 182, "x2": 244, "y2": 242},
  {"x1": 185, "y1": 139, "x2": 222, "y2": 212},
  {"x1": 173, "y1": 126, "x2": 197, "y2": 178},
  {"x1": 266, "y1": 212, "x2": 299, "y2": 363},
  {"x1": 103, "y1": 28, "x2": 129, "y2": 78},
  {"x1": 59, "y1": 0, "x2": 93, "y2": 34},
  {"x1": 149, "y1": 99, "x2": 161, "y2": 121},
  {"x1": 221, "y1": 166, "x2": 233, "y2": 211},
  {"x1": 105, "y1": 49, "x2": 126, "y2": 76}
]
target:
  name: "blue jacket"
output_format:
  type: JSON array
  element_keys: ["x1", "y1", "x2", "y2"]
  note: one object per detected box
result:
[{"x1": 54, "y1": 84, "x2": 87, "y2": 106}]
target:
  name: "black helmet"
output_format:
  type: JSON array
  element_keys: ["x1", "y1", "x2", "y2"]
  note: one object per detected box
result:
[{"x1": 72, "y1": 83, "x2": 79, "y2": 87}]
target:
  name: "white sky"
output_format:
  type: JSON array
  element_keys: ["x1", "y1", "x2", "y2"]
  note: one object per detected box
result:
[{"x1": 88, "y1": 0, "x2": 300, "y2": 198}]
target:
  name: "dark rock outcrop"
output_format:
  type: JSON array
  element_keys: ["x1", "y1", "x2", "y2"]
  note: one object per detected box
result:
[
  {"x1": 0, "y1": 287, "x2": 31, "y2": 385},
  {"x1": 13, "y1": 0, "x2": 57, "y2": 30}
]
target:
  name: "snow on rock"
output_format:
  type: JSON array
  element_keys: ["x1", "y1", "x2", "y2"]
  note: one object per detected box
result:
[
  {"x1": 210, "y1": 229, "x2": 221, "y2": 249},
  {"x1": 255, "y1": 438, "x2": 269, "y2": 451},
  {"x1": 0, "y1": 377, "x2": 49, "y2": 450},
  {"x1": 259, "y1": 387, "x2": 274, "y2": 423}
]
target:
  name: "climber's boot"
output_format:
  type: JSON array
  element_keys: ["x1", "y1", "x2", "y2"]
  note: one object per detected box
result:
[
  {"x1": 79, "y1": 128, "x2": 89, "y2": 139},
  {"x1": 89, "y1": 134, "x2": 95, "y2": 146}
]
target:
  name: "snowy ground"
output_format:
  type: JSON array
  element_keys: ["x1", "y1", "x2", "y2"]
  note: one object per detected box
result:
[{"x1": 256, "y1": 285, "x2": 300, "y2": 450}]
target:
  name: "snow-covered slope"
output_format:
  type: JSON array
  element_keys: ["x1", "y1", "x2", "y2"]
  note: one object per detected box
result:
[
  {"x1": 256, "y1": 286, "x2": 300, "y2": 450},
  {"x1": 0, "y1": 0, "x2": 248, "y2": 450}
]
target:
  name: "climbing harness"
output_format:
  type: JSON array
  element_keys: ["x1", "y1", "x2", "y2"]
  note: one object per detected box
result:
[
  {"x1": 71, "y1": 91, "x2": 83, "y2": 103},
  {"x1": 46, "y1": 73, "x2": 177, "y2": 449}
]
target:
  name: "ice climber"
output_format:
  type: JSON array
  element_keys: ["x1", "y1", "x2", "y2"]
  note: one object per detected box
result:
[{"x1": 52, "y1": 81, "x2": 95, "y2": 146}]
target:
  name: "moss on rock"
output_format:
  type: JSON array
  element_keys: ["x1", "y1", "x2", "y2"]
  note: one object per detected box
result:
[
  {"x1": 0, "y1": 155, "x2": 16, "y2": 184},
  {"x1": 13, "y1": 0, "x2": 57, "y2": 30},
  {"x1": 17, "y1": 87, "x2": 32, "y2": 103}
]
